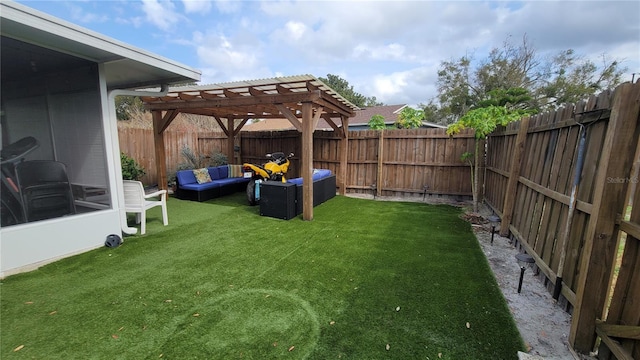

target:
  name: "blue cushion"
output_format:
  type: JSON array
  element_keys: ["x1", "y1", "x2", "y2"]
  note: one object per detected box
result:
[
  {"x1": 176, "y1": 170, "x2": 197, "y2": 185},
  {"x1": 179, "y1": 181, "x2": 220, "y2": 191},
  {"x1": 211, "y1": 178, "x2": 241, "y2": 186},
  {"x1": 287, "y1": 169, "x2": 332, "y2": 185},
  {"x1": 208, "y1": 167, "x2": 220, "y2": 180},
  {"x1": 218, "y1": 165, "x2": 229, "y2": 178},
  {"x1": 313, "y1": 169, "x2": 332, "y2": 180}
]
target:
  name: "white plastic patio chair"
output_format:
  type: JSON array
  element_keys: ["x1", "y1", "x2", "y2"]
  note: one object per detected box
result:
[{"x1": 123, "y1": 180, "x2": 168, "y2": 235}]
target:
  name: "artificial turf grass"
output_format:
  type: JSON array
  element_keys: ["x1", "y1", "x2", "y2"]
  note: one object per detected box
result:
[{"x1": 1, "y1": 194, "x2": 525, "y2": 359}]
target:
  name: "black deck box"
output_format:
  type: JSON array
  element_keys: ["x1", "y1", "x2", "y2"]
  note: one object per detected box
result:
[{"x1": 260, "y1": 182, "x2": 297, "y2": 220}]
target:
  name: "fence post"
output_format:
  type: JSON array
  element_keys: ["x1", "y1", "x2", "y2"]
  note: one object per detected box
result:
[
  {"x1": 569, "y1": 82, "x2": 640, "y2": 353},
  {"x1": 377, "y1": 130, "x2": 384, "y2": 197},
  {"x1": 339, "y1": 115, "x2": 349, "y2": 195},
  {"x1": 500, "y1": 117, "x2": 530, "y2": 236}
]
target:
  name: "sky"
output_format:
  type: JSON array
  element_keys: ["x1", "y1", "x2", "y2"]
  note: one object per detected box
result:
[{"x1": 15, "y1": 0, "x2": 640, "y2": 107}]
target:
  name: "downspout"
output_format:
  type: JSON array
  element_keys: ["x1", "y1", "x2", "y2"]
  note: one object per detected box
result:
[
  {"x1": 553, "y1": 122, "x2": 587, "y2": 300},
  {"x1": 107, "y1": 85, "x2": 169, "y2": 235}
]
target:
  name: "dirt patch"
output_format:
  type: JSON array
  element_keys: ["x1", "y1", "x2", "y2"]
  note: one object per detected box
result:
[
  {"x1": 468, "y1": 206, "x2": 597, "y2": 360},
  {"x1": 475, "y1": 228, "x2": 577, "y2": 359}
]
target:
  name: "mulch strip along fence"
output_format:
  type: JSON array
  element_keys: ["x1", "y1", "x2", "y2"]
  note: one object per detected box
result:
[{"x1": 118, "y1": 80, "x2": 640, "y2": 357}]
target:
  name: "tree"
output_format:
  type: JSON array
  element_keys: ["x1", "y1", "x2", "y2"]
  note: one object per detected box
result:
[
  {"x1": 425, "y1": 34, "x2": 626, "y2": 124},
  {"x1": 395, "y1": 107, "x2": 424, "y2": 129},
  {"x1": 477, "y1": 87, "x2": 534, "y2": 111},
  {"x1": 115, "y1": 95, "x2": 145, "y2": 121},
  {"x1": 447, "y1": 105, "x2": 524, "y2": 212},
  {"x1": 319, "y1": 74, "x2": 383, "y2": 107},
  {"x1": 537, "y1": 51, "x2": 624, "y2": 108},
  {"x1": 368, "y1": 114, "x2": 387, "y2": 130}
]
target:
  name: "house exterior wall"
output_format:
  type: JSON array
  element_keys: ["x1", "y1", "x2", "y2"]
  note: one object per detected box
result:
[
  {"x1": 0, "y1": 49, "x2": 122, "y2": 278},
  {"x1": 0, "y1": 208, "x2": 120, "y2": 277},
  {"x1": 0, "y1": 2, "x2": 200, "y2": 278}
]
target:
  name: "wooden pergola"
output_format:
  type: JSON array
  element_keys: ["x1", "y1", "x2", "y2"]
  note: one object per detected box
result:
[{"x1": 141, "y1": 75, "x2": 359, "y2": 220}]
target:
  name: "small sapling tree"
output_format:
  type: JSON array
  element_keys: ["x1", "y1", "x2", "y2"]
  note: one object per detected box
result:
[
  {"x1": 395, "y1": 107, "x2": 424, "y2": 129},
  {"x1": 447, "y1": 106, "x2": 522, "y2": 212},
  {"x1": 368, "y1": 114, "x2": 386, "y2": 130}
]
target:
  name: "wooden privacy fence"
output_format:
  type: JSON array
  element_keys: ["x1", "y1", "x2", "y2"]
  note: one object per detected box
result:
[
  {"x1": 318, "y1": 129, "x2": 476, "y2": 198},
  {"x1": 485, "y1": 81, "x2": 640, "y2": 357},
  {"x1": 119, "y1": 128, "x2": 475, "y2": 199},
  {"x1": 118, "y1": 129, "x2": 227, "y2": 185}
]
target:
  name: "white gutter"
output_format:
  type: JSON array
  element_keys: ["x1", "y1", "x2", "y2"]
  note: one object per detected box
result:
[{"x1": 108, "y1": 85, "x2": 168, "y2": 235}]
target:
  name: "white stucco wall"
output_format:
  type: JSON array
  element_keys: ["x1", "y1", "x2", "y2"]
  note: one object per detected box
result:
[{"x1": 0, "y1": 210, "x2": 121, "y2": 277}]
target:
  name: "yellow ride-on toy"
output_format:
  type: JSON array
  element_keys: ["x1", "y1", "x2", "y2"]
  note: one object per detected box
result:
[{"x1": 242, "y1": 152, "x2": 294, "y2": 205}]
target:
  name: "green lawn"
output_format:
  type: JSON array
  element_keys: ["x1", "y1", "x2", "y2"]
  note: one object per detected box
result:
[{"x1": 1, "y1": 193, "x2": 524, "y2": 359}]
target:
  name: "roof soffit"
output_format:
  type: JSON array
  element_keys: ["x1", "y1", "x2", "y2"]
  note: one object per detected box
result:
[{"x1": 1, "y1": 1, "x2": 201, "y2": 89}]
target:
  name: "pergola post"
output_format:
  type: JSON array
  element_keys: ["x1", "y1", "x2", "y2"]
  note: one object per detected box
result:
[
  {"x1": 339, "y1": 115, "x2": 349, "y2": 195},
  {"x1": 302, "y1": 102, "x2": 314, "y2": 220},
  {"x1": 152, "y1": 110, "x2": 167, "y2": 191},
  {"x1": 226, "y1": 117, "x2": 235, "y2": 164}
]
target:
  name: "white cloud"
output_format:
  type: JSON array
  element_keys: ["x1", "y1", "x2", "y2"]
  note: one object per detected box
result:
[
  {"x1": 116, "y1": 16, "x2": 144, "y2": 28},
  {"x1": 182, "y1": 0, "x2": 212, "y2": 14},
  {"x1": 285, "y1": 21, "x2": 307, "y2": 41},
  {"x1": 373, "y1": 72, "x2": 408, "y2": 99},
  {"x1": 194, "y1": 31, "x2": 272, "y2": 83},
  {"x1": 69, "y1": 4, "x2": 109, "y2": 24},
  {"x1": 104, "y1": 0, "x2": 640, "y2": 104},
  {"x1": 214, "y1": 0, "x2": 242, "y2": 14},
  {"x1": 352, "y1": 43, "x2": 412, "y2": 62},
  {"x1": 352, "y1": 65, "x2": 438, "y2": 106},
  {"x1": 141, "y1": 0, "x2": 182, "y2": 31}
]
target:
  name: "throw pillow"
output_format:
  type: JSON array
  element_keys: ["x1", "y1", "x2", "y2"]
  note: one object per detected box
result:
[
  {"x1": 228, "y1": 164, "x2": 244, "y2": 178},
  {"x1": 193, "y1": 168, "x2": 212, "y2": 184}
]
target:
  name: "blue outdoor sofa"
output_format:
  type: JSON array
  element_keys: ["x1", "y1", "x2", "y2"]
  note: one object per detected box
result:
[
  {"x1": 288, "y1": 169, "x2": 336, "y2": 215},
  {"x1": 175, "y1": 165, "x2": 250, "y2": 202}
]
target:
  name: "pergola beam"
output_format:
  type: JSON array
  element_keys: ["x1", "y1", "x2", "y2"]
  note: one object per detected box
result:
[
  {"x1": 276, "y1": 104, "x2": 303, "y2": 132},
  {"x1": 213, "y1": 115, "x2": 230, "y2": 137},
  {"x1": 145, "y1": 91, "x2": 324, "y2": 112},
  {"x1": 312, "y1": 106, "x2": 323, "y2": 130},
  {"x1": 150, "y1": 109, "x2": 179, "y2": 134}
]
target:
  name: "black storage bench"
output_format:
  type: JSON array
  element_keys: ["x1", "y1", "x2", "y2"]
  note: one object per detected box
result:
[
  {"x1": 259, "y1": 171, "x2": 336, "y2": 220},
  {"x1": 260, "y1": 182, "x2": 297, "y2": 220}
]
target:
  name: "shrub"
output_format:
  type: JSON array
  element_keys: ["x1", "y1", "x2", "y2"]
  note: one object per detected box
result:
[
  {"x1": 209, "y1": 152, "x2": 228, "y2": 167},
  {"x1": 121, "y1": 152, "x2": 145, "y2": 181},
  {"x1": 177, "y1": 145, "x2": 228, "y2": 169}
]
